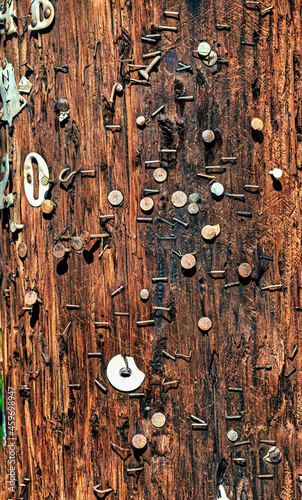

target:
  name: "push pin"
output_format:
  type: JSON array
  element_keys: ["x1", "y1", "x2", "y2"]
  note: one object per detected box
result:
[{"x1": 269, "y1": 168, "x2": 282, "y2": 180}]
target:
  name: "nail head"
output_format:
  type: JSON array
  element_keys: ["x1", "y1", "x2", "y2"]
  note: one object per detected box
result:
[
  {"x1": 17, "y1": 242, "x2": 27, "y2": 259},
  {"x1": 41, "y1": 199, "x2": 55, "y2": 214},
  {"x1": 140, "y1": 197, "x2": 154, "y2": 213},
  {"x1": 197, "y1": 42, "x2": 211, "y2": 58},
  {"x1": 198, "y1": 316, "x2": 212, "y2": 331},
  {"x1": 202, "y1": 129, "x2": 215, "y2": 143},
  {"x1": 108, "y1": 190, "x2": 123, "y2": 206},
  {"x1": 251, "y1": 117, "x2": 263, "y2": 131},
  {"x1": 153, "y1": 167, "x2": 167, "y2": 183},
  {"x1": 188, "y1": 203, "x2": 199, "y2": 215},
  {"x1": 171, "y1": 191, "x2": 187, "y2": 208},
  {"x1": 238, "y1": 262, "x2": 252, "y2": 278},
  {"x1": 227, "y1": 429, "x2": 239, "y2": 442},
  {"x1": 151, "y1": 412, "x2": 166, "y2": 428},
  {"x1": 181, "y1": 253, "x2": 196, "y2": 270},
  {"x1": 132, "y1": 434, "x2": 147, "y2": 449}
]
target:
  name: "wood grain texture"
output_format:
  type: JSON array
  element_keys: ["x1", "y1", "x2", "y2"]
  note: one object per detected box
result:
[{"x1": 0, "y1": 0, "x2": 302, "y2": 498}]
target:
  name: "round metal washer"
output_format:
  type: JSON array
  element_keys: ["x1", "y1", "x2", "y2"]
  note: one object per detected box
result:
[
  {"x1": 17, "y1": 241, "x2": 27, "y2": 259},
  {"x1": 108, "y1": 190, "x2": 123, "y2": 206},
  {"x1": 140, "y1": 197, "x2": 154, "y2": 213},
  {"x1": 25, "y1": 290, "x2": 37, "y2": 306},
  {"x1": 132, "y1": 434, "x2": 147, "y2": 449},
  {"x1": 198, "y1": 316, "x2": 212, "y2": 332},
  {"x1": 197, "y1": 42, "x2": 211, "y2": 58},
  {"x1": 202, "y1": 50, "x2": 218, "y2": 67},
  {"x1": 181, "y1": 253, "x2": 196, "y2": 270},
  {"x1": 201, "y1": 225, "x2": 216, "y2": 241},
  {"x1": 171, "y1": 191, "x2": 187, "y2": 208},
  {"x1": 153, "y1": 167, "x2": 167, "y2": 183},
  {"x1": 238, "y1": 262, "x2": 252, "y2": 278},
  {"x1": 71, "y1": 236, "x2": 84, "y2": 253},
  {"x1": 188, "y1": 193, "x2": 201, "y2": 203},
  {"x1": 227, "y1": 429, "x2": 239, "y2": 442},
  {"x1": 188, "y1": 203, "x2": 199, "y2": 215},
  {"x1": 151, "y1": 412, "x2": 166, "y2": 428},
  {"x1": 53, "y1": 242, "x2": 67, "y2": 259}
]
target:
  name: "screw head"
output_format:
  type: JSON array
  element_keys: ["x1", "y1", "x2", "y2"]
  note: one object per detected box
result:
[
  {"x1": 151, "y1": 412, "x2": 166, "y2": 428},
  {"x1": 198, "y1": 316, "x2": 212, "y2": 332},
  {"x1": 171, "y1": 191, "x2": 187, "y2": 208},
  {"x1": 153, "y1": 167, "x2": 167, "y2": 183},
  {"x1": 132, "y1": 434, "x2": 147, "y2": 450},
  {"x1": 181, "y1": 253, "x2": 196, "y2": 270},
  {"x1": 140, "y1": 196, "x2": 154, "y2": 213},
  {"x1": 108, "y1": 190, "x2": 123, "y2": 206},
  {"x1": 188, "y1": 203, "x2": 199, "y2": 215},
  {"x1": 238, "y1": 262, "x2": 252, "y2": 278},
  {"x1": 44, "y1": 8, "x2": 51, "y2": 19},
  {"x1": 202, "y1": 129, "x2": 215, "y2": 143}
]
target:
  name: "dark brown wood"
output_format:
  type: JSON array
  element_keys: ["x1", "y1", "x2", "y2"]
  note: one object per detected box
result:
[{"x1": 1, "y1": 0, "x2": 302, "y2": 498}]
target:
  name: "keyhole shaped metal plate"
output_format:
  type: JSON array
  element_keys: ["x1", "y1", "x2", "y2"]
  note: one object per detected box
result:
[
  {"x1": 24, "y1": 153, "x2": 49, "y2": 207},
  {"x1": 106, "y1": 355, "x2": 145, "y2": 392},
  {"x1": 28, "y1": 0, "x2": 55, "y2": 31}
]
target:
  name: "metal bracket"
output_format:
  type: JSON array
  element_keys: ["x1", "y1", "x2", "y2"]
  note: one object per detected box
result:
[
  {"x1": 24, "y1": 153, "x2": 49, "y2": 207},
  {"x1": 0, "y1": 60, "x2": 26, "y2": 126},
  {"x1": 0, "y1": 154, "x2": 14, "y2": 209},
  {"x1": 28, "y1": 0, "x2": 55, "y2": 31},
  {"x1": 0, "y1": 0, "x2": 17, "y2": 35}
]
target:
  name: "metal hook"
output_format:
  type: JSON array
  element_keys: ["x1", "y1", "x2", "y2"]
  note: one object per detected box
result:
[{"x1": 59, "y1": 168, "x2": 80, "y2": 183}]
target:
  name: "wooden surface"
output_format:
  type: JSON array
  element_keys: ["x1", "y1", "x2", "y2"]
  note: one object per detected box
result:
[{"x1": 1, "y1": 0, "x2": 302, "y2": 498}]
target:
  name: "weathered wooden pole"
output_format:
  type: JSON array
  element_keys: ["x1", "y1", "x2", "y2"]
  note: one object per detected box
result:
[{"x1": 1, "y1": 0, "x2": 302, "y2": 498}]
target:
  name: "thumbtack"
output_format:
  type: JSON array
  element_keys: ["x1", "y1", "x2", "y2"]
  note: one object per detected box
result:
[{"x1": 21, "y1": 60, "x2": 34, "y2": 73}]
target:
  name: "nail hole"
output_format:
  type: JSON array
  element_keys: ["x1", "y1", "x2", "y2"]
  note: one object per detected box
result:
[
  {"x1": 31, "y1": 157, "x2": 39, "y2": 199},
  {"x1": 39, "y1": 2, "x2": 43, "y2": 22},
  {"x1": 119, "y1": 368, "x2": 132, "y2": 377}
]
